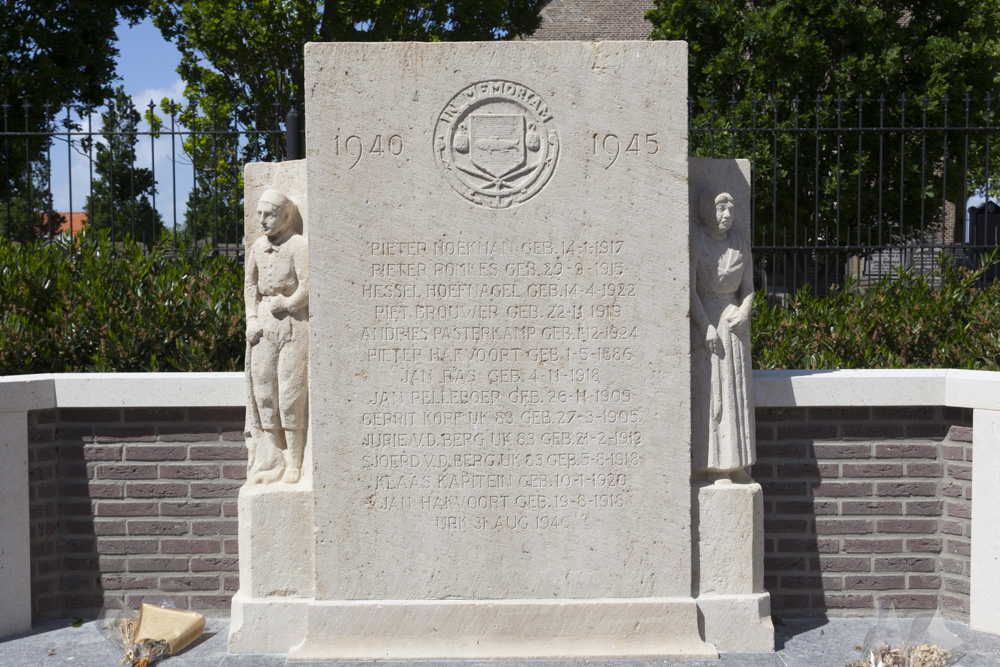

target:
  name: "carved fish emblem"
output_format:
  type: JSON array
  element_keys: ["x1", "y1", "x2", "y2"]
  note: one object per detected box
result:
[
  {"x1": 433, "y1": 80, "x2": 559, "y2": 208},
  {"x1": 469, "y1": 114, "x2": 526, "y2": 177}
]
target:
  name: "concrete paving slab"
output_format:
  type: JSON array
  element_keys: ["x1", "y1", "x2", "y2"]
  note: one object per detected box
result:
[{"x1": 1, "y1": 616, "x2": 999, "y2": 666}]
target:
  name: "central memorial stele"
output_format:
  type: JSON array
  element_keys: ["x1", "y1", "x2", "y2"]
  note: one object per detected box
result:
[{"x1": 230, "y1": 40, "x2": 730, "y2": 659}]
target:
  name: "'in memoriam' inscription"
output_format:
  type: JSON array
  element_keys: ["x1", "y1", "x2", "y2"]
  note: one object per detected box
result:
[
  {"x1": 434, "y1": 81, "x2": 560, "y2": 209},
  {"x1": 359, "y1": 238, "x2": 643, "y2": 532}
]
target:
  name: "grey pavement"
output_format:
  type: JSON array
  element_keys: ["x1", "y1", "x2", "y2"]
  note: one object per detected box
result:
[{"x1": 3, "y1": 616, "x2": 1000, "y2": 667}]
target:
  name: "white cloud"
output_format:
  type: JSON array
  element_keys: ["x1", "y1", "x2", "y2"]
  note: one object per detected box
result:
[
  {"x1": 131, "y1": 79, "x2": 187, "y2": 120},
  {"x1": 49, "y1": 78, "x2": 196, "y2": 227}
]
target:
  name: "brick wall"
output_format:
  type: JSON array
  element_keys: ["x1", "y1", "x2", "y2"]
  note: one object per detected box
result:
[
  {"x1": 529, "y1": 0, "x2": 655, "y2": 41},
  {"x1": 755, "y1": 407, "x2": 974, "y2": 619},
  {"x1": 27, "y1": 405, "x2": 973, "y2": 622},
  {"x1": 27, "y1": 408, "x2": 246, "y2": 621}
]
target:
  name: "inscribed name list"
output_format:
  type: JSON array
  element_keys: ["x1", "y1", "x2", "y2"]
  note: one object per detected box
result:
[{"x1": 306, "y1": 41, "x2": 690, "y2": 602}]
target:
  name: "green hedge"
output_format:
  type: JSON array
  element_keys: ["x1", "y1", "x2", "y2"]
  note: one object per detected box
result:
[
  {"x1": 1, "y1": 236, "x2": 997, "y2": 374},
  {"x1": 752, "y1": 255, "x2": 1000, "y2": 370},
  {"x1": 0, "y1": 232, "x2": 244, "y2": 374}
]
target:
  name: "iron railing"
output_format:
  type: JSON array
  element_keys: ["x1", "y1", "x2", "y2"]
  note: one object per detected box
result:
[
  {"x1": 0, "y1": 97, "x2": 298, "y2": 256},
  {"x1": 2, "y1": 94, "x2": 999, "y2": 295},
  {"x1": 690, "y1": 94, "x2": 1000, "y2": 296}
]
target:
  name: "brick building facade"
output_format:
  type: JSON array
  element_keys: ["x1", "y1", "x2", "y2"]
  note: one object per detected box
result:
[{"x1": 529, "y1": 0, "x2": 655, "y2": 41}]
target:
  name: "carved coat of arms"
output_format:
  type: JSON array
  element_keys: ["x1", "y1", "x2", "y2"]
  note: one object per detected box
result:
[{"x1": 434, "y1": 81, "x2": 559, "y2": 208}]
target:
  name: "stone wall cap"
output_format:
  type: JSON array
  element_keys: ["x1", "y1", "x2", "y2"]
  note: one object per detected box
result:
[{"x1": 2, "y1": 370, "x2": 1000, "y2": 411}]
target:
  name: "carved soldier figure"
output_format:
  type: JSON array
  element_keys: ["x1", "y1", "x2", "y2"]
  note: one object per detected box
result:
[
  {"x1": 691, "y1": 191, "x2": 756, "y2": 483},
  {"x1": 245, "y1": 190, "x2": 308, "y2": 484}
]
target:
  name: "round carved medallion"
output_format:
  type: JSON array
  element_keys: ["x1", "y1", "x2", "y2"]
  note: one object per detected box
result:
[{"x1": 434, "y1": 80, "x2": 559, "y2": 209}]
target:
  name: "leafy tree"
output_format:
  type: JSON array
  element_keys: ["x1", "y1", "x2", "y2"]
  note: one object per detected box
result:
[
  {"x1": 173, "y1": 98, "x2": 244, "y2": 248},
  {"x1": 151, "y1": 0, "x2": 547, "y2": 146},
  {"x1": 85, "y1": 87, "x2": 164, "y2": 244},
  {"x1": 649, "y1": 2, "x2": 1000, "y2": 103},
  {"x1": 1, "y1": 154, "x2": 64, "y2": 243},
  {"x1": 148, "y1": 0, "x2": 546, "y2": 243},
  {"x1": 0, "y1": 0, "x2": 148, "y2": 239},
  {"x1": 648, "y1": 1, "x2": 1000, "y2": 288}
]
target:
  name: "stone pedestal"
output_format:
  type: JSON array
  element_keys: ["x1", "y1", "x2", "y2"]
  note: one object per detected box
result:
[
  {"x1": 289, "y1": 599, "x2": 711, "y2": 659},
  {"x1": 231, "y1": 40, "x2": 770, "y2": 660},
  {"x1": 0, "y1": 411, "x2": 31, "y2": 638},
  {"x1": 228, "y1": 485, "x2": 314, "y2": 654},
  {"x1": 693, "y1": 481, "x2": 774, "y2": 652},
  {"x1": 972, "y1": 409, "x2": 1000, "y2": 634}
]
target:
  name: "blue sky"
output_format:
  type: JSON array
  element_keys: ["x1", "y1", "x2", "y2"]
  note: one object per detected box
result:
[
  {"x1": 116, "y1": 18, "x2": 184, "y2": 102},
  {"x1": 50, "y1": 18, "x2": 189, "y2": 228}
]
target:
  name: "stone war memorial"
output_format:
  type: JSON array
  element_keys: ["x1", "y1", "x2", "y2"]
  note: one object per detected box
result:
[{"x1": 229, "y1": 40, "x2": 772, "y2": 659}]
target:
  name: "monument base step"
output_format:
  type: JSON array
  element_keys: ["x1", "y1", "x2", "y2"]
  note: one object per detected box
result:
[
  {"x1": 228, "y1": 591, "x2": 310, "y2": 654},
  {"x1": 270, "y1": 597, "x2": 718, "y2": 660},
  {"x1": 697, "y1": 591, "x2": 774, "y2": 652}
]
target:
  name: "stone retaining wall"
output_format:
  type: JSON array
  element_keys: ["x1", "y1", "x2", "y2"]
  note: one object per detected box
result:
[{"x1": 26, "y1": 405, "x2": 974, "y2": 622}]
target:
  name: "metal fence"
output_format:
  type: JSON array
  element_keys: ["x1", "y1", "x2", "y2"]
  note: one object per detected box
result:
[
  {"x1": 0, "y1": 97, "x2": 296, "y2": 255},
  {"x1": 690, "y1": 94, "x2": 1000, "y2": 296},
  {"x1": 3, "y1": 94, "x2": 999, "y2": 295}
]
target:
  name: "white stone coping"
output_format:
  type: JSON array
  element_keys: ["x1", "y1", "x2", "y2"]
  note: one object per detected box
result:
[
  {"x1": 754, "y1": 368, "x2": 1000, "y2": 410},
  {"x1": 0, "y1": 372, "x2": 244, "y2": 412},
  {"x1": 3, "y1": 369, "x2": 1000, "y2": 412}
]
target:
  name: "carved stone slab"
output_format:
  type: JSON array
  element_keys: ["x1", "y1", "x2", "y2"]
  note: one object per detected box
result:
[
  {"x1": 229, "y1": 160, "x2": 315, "y2": 654},
  {"x1": 293, "y1": 41, "x2": 708, "y2": 658},
  {"x1": 688, "y1": 157, "x2": 773, "y2": 652}
]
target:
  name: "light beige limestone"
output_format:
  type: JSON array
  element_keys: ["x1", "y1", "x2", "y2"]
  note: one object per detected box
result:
[
  {"x1": 289, "y1": 598, "x2": 710, "y2": 659},
  {"x1": 244, "y1": 160, "x2": 308, "y2": 245},
  {"x1": 236, "y1": 487, "x2": 314, "y2": 599},
  {"x1": 230, "y1": 162, "x2": 315, "y2": 653},
  {"x1": 693, "y1": 482, "x2": 764, "y2": 596},
  {"x1": 229, "y1": 594, "x2": 311, "y2": 654},
  {"x1": 688, "y1": 157, "x2": 772, "y2": 652},
  {"x1": 0, "y1": 377, "x2": 51, "y2": 638},
  {"x1": 946, "y1": 370, "x2": 1000, "y2": 410},
  {"x1": 696, "y1": 592, "x2": 774, "y2": 653},
  {"x1": 972, "y1": 408, "x2": 1000, "y2": 635},
  {"x1": 0, "y1": 411, "x2": 31, "y2": 637},
  {"x1": 693, "y1": 482, "x2": 773, "y2": 651},
  {"x1": 296, "y1": 40, "x2": 709, "y2": 658},
  {"x1": 229, "y1": 487, "x2": 314, "y2": 653},
  {"x1": 689, "y1": 157, "x2": 755, "y2": 479},
  {"x1": 242, "y1": 162, "x2": 310, "y2": 486},
  {"x1": 245, "y1": 189, "x2": 309, "y2": 485}
]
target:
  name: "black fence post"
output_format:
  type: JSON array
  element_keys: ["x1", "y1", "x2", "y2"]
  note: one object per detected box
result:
[{"x1": 285, "y1": 95, "x2": 303, "y2": 161}]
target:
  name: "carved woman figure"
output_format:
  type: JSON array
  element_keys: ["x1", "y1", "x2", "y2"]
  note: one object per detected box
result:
[{"x1": 691, "y1": 192, "x2": 756, "y2": 482}]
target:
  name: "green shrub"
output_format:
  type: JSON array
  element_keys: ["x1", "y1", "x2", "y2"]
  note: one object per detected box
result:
[
  {"x1": 752, "y1": 254, "x2": 1000, "y2": 370},
  {"x1": 0, "y1": 231, "x2": 244, "y2": 374},
  {"x1": 2, "y1": 234, "x2": 997, "y2": 374}
]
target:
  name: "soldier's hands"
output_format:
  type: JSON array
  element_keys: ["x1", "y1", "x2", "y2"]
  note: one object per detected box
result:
[
  {"x1": 247, "y1": 320, "x2": 263, "y2": 345},
  {"x1": 269, "y1": 296, "x2": 290, "y2": 314}
]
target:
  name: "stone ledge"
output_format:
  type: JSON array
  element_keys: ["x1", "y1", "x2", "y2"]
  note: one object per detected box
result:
[
  {"x1": 3, "y1": 369, "x2": 1000, "y2": 411},
  {"x1": 286, "y1": 598, "x2": 716, "y2": 659}
]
